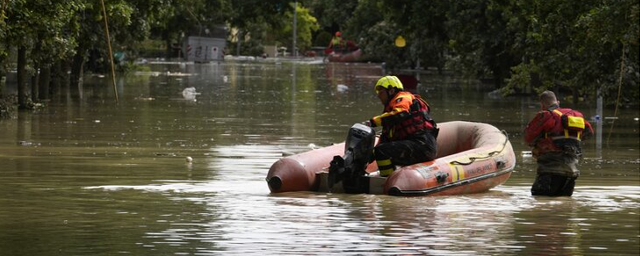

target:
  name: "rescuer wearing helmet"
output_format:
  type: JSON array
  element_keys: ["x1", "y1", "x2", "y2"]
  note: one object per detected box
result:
[
  {"x1": 328, "y1": 31, "x2": 345, "y2": 53},
  {"x1": 524, "y1": 90, "x2": 593, "y2": 196},
  {"x1": 364, "y1": 76, "x2": 439, "y2": 177}
]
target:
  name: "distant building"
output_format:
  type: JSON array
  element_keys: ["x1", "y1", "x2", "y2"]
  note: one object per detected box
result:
[{"x1": 182, "y1": 25, "x2": 227, "y2": 62}]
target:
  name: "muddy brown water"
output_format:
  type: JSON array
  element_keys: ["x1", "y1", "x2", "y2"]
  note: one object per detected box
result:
[{"x1": 0, "y1": 61, "x2": 638, "y2": 255}]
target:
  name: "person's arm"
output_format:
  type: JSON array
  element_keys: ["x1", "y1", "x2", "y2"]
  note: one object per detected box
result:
[
  {"x1": 370, "y1": 95, "x2": 412, "y2": 127},
  {"x1": 524, "y1": 111, "x2": 554, "y2": 146}
]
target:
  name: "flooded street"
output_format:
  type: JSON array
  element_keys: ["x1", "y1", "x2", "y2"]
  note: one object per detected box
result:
[{"x1": 0, "y1": 61, "x2": 638, "y2": 255}]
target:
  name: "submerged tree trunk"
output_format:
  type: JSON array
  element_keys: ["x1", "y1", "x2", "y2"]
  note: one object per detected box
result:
[
  {"x1": 39, "y1": 66, "x2": 51, "y2": 100},
  {"x1": 0, "y1": 53, "x2": 5, "y2": 98},
  {"x1": 529, "y1": 72, "x2": 542, "y2": 95},
  {"x1": 51, "y1": 61, "x2": 62, "y2": 99},
  {"x1": 70, "y1": 51, "x2": 85, "y2": 99},
  {"x1": 17, "y1": 46, "x2": 27, "y2": 109},
  {"x1": 31, "y1": 33, "x2": 43, "y2": 101},
  {"x1": 0, "y1": 71, "x2": 4, "y2": 98},
  {"x1": 31, "y1": 70, "x2": 39, "y2": 101},
  {"x1": 164, "y1": 30, "x2": 172, "y2": 59}
]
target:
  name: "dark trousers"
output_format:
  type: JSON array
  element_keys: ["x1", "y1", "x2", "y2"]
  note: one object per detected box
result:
[
  {"x1": 531, "y1": 151, "x2": 580, "y2": 197},
  {"x1": 531, "y1": 173, "x2": 576, "y2": 196},
  {"x1": 374, "y1": 132, "x2": 437, "y2": 167}
]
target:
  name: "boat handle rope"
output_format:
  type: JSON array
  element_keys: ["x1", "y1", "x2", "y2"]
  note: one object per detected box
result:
[{"x1": 449, "y1": 130, "x2": 510, "y2": 166}]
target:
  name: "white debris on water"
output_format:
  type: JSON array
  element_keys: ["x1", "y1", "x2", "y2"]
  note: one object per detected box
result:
[
  {"x1": 182, "y1": 87, "x2": 201, "y2": 101},
  {"x1": 336, "y1": 84, "x2": 348, "y2": 92}
]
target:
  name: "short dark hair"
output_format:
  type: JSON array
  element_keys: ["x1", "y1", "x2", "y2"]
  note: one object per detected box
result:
[{"x1": 539, "y1": 90, "x2": 558, "y2": 106}]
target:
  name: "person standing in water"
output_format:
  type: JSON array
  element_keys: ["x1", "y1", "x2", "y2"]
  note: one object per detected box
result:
[{"x1": 524, "y1": 90, "x2": 593, "y2": 196}]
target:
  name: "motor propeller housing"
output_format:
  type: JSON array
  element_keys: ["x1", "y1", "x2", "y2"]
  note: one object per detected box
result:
[{"x1": 328, "y1": 123, "x2": 376, "y2": 193}]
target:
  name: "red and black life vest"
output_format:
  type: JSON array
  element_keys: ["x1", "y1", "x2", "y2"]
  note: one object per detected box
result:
[
  {"x1": 545, "y1": 107, "x2": 586, "y2": 141},
  {"x1": 383, "y1": 94, "x2": 437, "y2": 141}
]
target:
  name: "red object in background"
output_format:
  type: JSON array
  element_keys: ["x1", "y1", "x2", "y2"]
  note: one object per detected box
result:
[
  {"x1": 326, "y1": 49, "x2": 363, "y2": 62},
  {"x1": 395, "y1": 74, "x2": 418, "y2": 92}
]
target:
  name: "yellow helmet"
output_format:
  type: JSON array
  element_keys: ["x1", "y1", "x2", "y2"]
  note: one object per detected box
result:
[{"x1": 375, "y1": 76, "x2": 403, "y2": 94}]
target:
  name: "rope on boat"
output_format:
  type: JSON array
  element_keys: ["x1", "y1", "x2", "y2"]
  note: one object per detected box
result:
[{"x1": 449, "y1": 130, "x2": 510, "y2": 166}]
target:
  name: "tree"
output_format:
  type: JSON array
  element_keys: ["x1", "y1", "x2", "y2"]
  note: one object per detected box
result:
[
  {"x1": 273, "y1": 2, "x2": 319, "y2": 54},
  {"x1": 149, "y1": 0, "x2": 231, "y2": 58},
  {"x1": 446, "y1": 0, "x2": 521, "y2": 88},
  {"x1": 2, "y1": 0, "x2": 79, "y2": 108},
  {"x1": 506, "y1": 0, "x2": 639, "y2": 104},
  {"x1": 307, "y1": 0, "x2": 358, "y2": 33},
  {"x1": 226, "y1": 0, "x2": 293, "y2": 56}
]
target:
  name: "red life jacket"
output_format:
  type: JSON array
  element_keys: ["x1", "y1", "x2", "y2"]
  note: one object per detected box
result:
[
  {"x1": 545, "y1": 108, "x2": 586, "y2": 141},
  {"x1": 383, "y1": 94, "x2": 436, "y2": 141}
]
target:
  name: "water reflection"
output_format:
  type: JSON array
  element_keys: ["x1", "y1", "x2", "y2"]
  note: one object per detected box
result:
[{"x1": 87, "y1": 144, "x2": 639, "y2": 255}]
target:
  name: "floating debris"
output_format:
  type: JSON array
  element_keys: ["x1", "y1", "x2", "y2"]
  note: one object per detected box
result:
[
  {"x1": 182, "y1": 87, "x2": 201, "y2": 101},
  {"x1": 135, "y1": 97, "x2": 155, "y2": 101}
]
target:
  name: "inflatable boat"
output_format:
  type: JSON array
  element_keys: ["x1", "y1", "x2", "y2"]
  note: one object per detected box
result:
[
  {"x1": 266, "y1": 121, "x2": 516, "y2": 196},
  {"x1": 326, "y1": 49, "x2": 363, "y2": 62}
]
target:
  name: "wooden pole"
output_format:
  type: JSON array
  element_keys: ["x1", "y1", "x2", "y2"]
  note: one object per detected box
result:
[{"x1": 100, "y1": 0, "x2": 119, "y2": 102}]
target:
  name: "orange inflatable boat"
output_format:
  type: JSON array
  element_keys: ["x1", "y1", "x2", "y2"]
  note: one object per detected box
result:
[
  {"x1": 266, "y1": 121, "x2": 516, "y2": 196},
  {"x1": 326, "y1": 49, "x2": 363, "y2": 62}
]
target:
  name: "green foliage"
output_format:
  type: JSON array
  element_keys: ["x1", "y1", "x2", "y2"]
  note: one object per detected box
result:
[
  {"x1": 151, "y1": 0, "x2": 231, "y2": 48},
  {"x1": 228, "y1": 0, "x2": 291, "y2": 29},
  {"x1": 0, "y1": 0, "x2": 637, "y2": 106},
  {"x1": 446, "y1": 0, "x2": 522, "y2": 87},
  {"x1": 342, "y1": 0, "x2": 386, "y2": 61},
  {"x1": 137, "y1": 39, "x2": 165, "y2": 58},
  {"x1": 0, "y1": 95, "x2": 17, "y2": 119},
  {"x1": 278, "y1": 3, "x2": 319, "y2": 52},
  {"x1": 314, "y1": 31, "x2": 331, "y2": 47},
  {"x1": 504, "y1": 0, "x2": 639, "y2": 103},
  {"x1": 573, "y1": 0, "x2": 639, "y2": 102},
  {"x1": 3, "y1": 0, "x2": 80, "y2": 67},
  {"x1": 307, "y1": 0, "x2": 358, "y2": 31},
  {"x1": 226, "y1": 1, "x2": 318, "y2": 55},
  {"x1": 235, "y1": 20, "x2": 271, "y2": 56}
]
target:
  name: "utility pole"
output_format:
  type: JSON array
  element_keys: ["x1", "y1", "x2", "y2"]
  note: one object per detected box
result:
[{"x1": 293, "y1": 1, "x2": 297, "y2": 58}]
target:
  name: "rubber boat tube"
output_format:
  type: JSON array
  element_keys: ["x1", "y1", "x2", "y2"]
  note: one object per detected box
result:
[
  {"x1": 266, "y1": 121, "x2": 516, "y2": 196},
  {"x1": 327, "y1": 49, "x2": 363, "y2": 62}
]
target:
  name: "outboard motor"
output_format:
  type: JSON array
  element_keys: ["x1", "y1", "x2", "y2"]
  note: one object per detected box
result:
[{"x1": 328, "y1": 123, "x2": 376, "y2": 193}]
